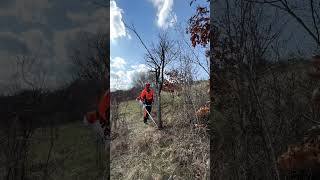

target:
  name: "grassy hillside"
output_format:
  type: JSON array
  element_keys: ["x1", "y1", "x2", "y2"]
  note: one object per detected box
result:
[
  {"x1": 1, "y1": 81, "x2": 209, "y2": 180},
  {"x1": 1, "y1": 122, "x2": 108, "y2": 180},
  {"x1": 30, "y1": 123, "x2": 107, "y2": 179},
  {"x1": 110, "y1": 84, "x2": 210, "y2": 180}
]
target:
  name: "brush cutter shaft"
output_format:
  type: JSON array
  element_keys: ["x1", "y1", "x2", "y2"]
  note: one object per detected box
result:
[
  {"x1": 137, "y1": 99, "x2": 157, "y2": 127},
  {"x1": 143, "y1": 106, "x2": 158, "y2": 127}
]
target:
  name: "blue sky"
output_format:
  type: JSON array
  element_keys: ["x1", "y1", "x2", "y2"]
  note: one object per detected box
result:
[
  {"x1": 110, "y1": 0, "x2": 209, "y2": 91},
  {"x1": 0, "y1": 0, "x2": 208, "y2": 94}
]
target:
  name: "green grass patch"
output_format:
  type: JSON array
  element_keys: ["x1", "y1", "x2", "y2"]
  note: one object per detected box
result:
[{"x1": 29, "y1": 122, "x2": 108, "y2": 179}]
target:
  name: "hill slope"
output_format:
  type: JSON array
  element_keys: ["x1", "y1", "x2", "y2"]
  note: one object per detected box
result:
[{"x1": 110, "y1": 91, "x2": 209, "y2": 180}]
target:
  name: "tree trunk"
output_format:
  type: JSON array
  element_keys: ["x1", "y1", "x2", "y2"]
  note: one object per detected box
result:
[
  {"x1": 157, "y1": 83, "x2": 163, "y2": 129},
  {"x1": 157, "y1": 84, "x2": 162, "y2": 129}
]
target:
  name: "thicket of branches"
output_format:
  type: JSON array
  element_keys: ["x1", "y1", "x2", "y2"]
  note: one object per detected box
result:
[
  {"x1": 110, "y1": 6, "x2": 211, "y2": 178},
  {"x1": 191, "y1": 0, "x2": 320, "y2": 179},
  {"x1": 0, "y1": 30, "x2": 109, "y2": 179}
]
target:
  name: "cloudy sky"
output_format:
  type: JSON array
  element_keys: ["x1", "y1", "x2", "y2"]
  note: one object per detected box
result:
[
  {"x1": 110, "y1": 0, "x2": 208, "y2": 91},
  {"x1": 0, "y1": 0, "x2": 208, "y2": 94},
  {"x1": 0, "y1": 0, "x2": 108, "y2": 94},
  {"x1": 0, "y1": 0, "x2": 317, "y2": 94}
]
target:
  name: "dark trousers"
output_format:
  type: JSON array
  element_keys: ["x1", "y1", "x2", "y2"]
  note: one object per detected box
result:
[{"x1": 144, "y1": 105, "x2": 152, "y2": 123}]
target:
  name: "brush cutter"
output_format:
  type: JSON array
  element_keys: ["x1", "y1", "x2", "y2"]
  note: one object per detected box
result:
[
  {"x1": 83, "y1": 113, "x2": 108, "y2": 142},
  {"x1": 137, "y1": 100, "x2": 158, "y2": 128}
]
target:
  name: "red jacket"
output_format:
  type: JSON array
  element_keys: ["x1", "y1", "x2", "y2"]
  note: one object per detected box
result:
[
  {"x1": 83, "y1": 90, "x2": 110, "y2": 137},
  {"x1": 85, "y1": 111, "x2": 99, "y2": 124},
  {"x1": 137, "y1": 88, "x2": 155, "y2": 104},
  {"x1": 98, "y1": 90, "x2": 110, "y2": 123}
]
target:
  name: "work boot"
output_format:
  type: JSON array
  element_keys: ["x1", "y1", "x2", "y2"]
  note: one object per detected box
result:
[
  {"x1": 144, "y1": 117, "x2": 148, "y2": 124},
  {"x1": 144, "y1": 120, "x2": 148, "y2": 126}
]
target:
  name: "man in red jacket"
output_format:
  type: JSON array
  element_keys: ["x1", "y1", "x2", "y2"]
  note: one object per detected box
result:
[
  {"x1": 136, "y1": 83, "x2": 155, "y2": 124},
  {"x1": 98, "y1": 90, "x2": 110, "y2": 136},
  {"x1": 83, "y1": 90, "x2": 110, "y2": 139}
]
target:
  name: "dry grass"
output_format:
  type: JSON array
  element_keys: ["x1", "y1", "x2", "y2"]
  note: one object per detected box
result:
[{"x1": 111, "y1": 84, "x2": 210, "y2": 180}]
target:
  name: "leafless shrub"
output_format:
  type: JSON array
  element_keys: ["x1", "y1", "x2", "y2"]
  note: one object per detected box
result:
[
  {"x1": 110, "y1": 94, "x2": 129, "y2": 158},
  {"x1": 209, "y1": 0, "x2": 319, "y2": 179},
  {"x1": 0, "y1": 55, "x2": 54, "y2": 180}
]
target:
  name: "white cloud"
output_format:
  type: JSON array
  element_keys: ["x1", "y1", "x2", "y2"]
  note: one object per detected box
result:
[
  {"x1": 149, "y1": 0, "x2": 177, "y2": 29},
  {"x1": 66, "y1": 12, "x2": 88, "y2": 23},
  {"x1": 0, "y1": 0, "x2": 52, "y2": 24},
  {"x1": 127, "y1": 33, "x2": 132, "y2": 39},
  {"x1": 0, "y1": 32, "x2": 30, "y2": 55},
  {"x1": 110, "y1": 0, "x2": 128, "y2": 42},
  {"x1": 66, "y1": 8, "x2": 108, "y2": 34},
  {"x1": 52, "y1": 7, "x2": 109, "y2": 74},
  {"x1": 110, "y1": 63, "x2": 150, "y2": 91},
  {"x1": 0, "y1": 30, "x2": 62, "y2": 68},
  {"x1": 131, "y1": 64, "x2": 148, "y2": 72},
  {"x1": 53, "y1": 28, "x2": 82, "y2": 64},
  {"x1": 0, "y1": 31, "x2": 18, "y2": 37},
  {"x1": 52, "y1": 28, "x2": 107, "y2": 84},
  {"x1": 67, "y1": 8, "x2": 107, "y2": 24},
  {"x1": 111, "y1": 57, "x2": 127, "y2": 69},
  {"x1": 110, "y1": 70, "x2": 130, "y2": 91},
  {"x1": 21, "y1": 29, "x2": 51, "y2": 57}
]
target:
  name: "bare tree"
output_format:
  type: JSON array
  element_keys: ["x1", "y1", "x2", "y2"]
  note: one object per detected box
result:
[
  {"x1": 205, "y1": 0, "x2": 320, "y2": 179},
  {"x1": 131, "y1": 71, "x2": 155, "y2": 89},
  {"x1": 1, "y1": 54, "x2": 53, "y2": 179},
  {"x1": 71, "y1": 32, "x2": 109, "y2": 91},
  {"x1": 246, "y1": 0, "x2": 320, "y2": 47},
  {"x1": 125, "y1": 24, "x2": 177, "y2": 129},
  {"x1": 15, "y1": 54, "x2": 48, "y2": 92},
  {"x1": 145, "y1": 33, "x2": 177, "y2": 129},
  {"x1": 208, "y1": 0, "x2": 290, "y2": 179}
]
